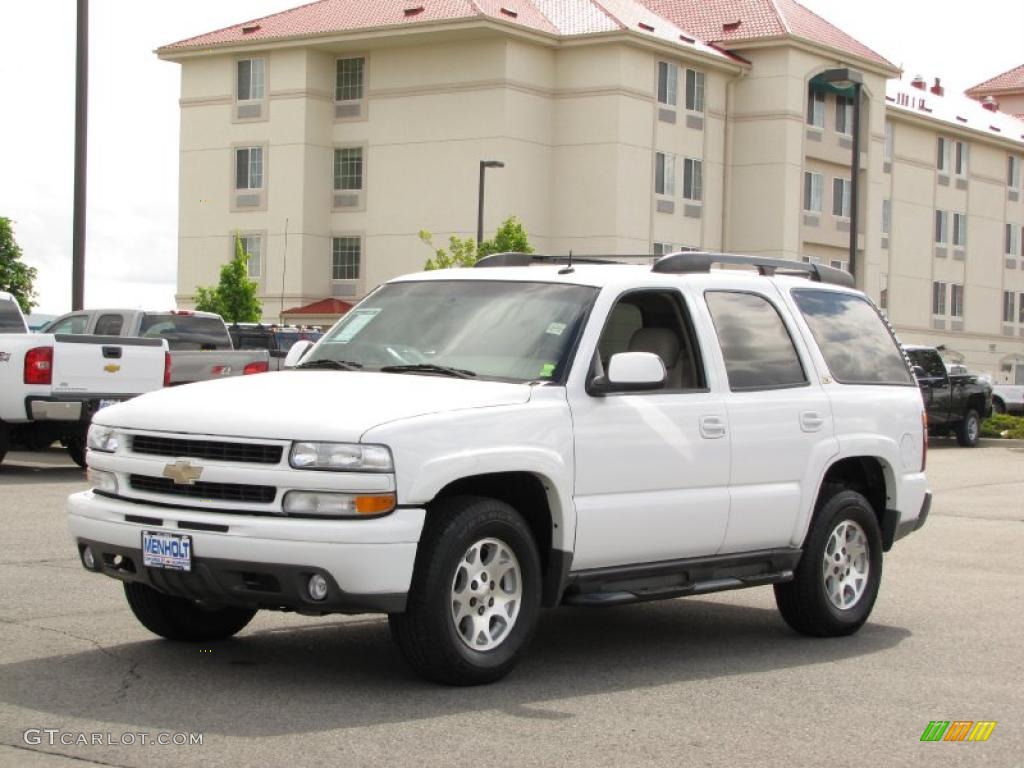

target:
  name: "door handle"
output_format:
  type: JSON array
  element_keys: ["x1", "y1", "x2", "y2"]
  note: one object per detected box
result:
[
  {"x1": 699, "y1": 415, "x2": 727, "y2": 439},
  {"x1": 800, "y1": 410, "x2": 825, "y2": 432}
]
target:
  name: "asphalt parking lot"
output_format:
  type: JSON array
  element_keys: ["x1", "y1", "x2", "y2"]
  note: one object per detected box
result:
[{"x1": 1, "y1": 440, "x2": 1021, "y2": 767}]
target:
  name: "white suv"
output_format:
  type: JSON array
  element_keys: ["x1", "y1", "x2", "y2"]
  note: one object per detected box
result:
[{"x1": 68, "y1": 252, "x2": 931, "y2": 685}]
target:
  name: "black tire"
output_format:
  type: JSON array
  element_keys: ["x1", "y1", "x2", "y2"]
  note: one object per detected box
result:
[
  {"x1": 123, "y1": 582, "x2": 256, "y2": 641},
  {"x1": 0, "y1": 423, "x2": 9, "y2": 466},
  {"x1": 65, "y1": 434, "x2": 87, "y2": 468},
  {"x1": 955, "y1": 408, "x2": 981, "y2": 447},
  {"x1": 389, "y1": 495, "x2": 542, "y2": 686},
  {"x1": 992, "y1": 399, "x2": 1006, "y2": 415},
  {"x1": 774, "y1": 486, "x2": 883, "y2": 637}
]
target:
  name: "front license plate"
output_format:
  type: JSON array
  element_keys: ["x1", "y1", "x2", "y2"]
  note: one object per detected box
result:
[
  {"x1": 97, "y1": 399, "x2": 119, "y2": 410},
  {"x1": 142, "y1": 531, "x2": 192, "y2": 572}
]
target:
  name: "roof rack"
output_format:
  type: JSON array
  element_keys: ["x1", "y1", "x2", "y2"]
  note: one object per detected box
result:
[
  {"x1": 473, "y1": 252, "x2": 656, "y2": 268},
  {"x1": 652, "y1": 251, "x2": 855, "y2": 287}
]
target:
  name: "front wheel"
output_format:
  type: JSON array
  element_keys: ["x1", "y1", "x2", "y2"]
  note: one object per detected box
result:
[
  {"x1": 955, "y1": 408, "x2": 981, "y2": 447},
  {"x1": 389, "y1": 495, "x2": 541, "y2": 685},
  {"x1": 123, "y1": 582, "x2": 256, "y2": 641},
  {"x1": 775, "y1": 487, "x2": 883, "y2": 637}
]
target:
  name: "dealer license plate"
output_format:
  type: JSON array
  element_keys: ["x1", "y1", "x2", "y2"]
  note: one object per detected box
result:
[
  {"x1": 142, "y1": 531, "x2": 192, "y2": 571},
  {"x1": 97, "y1": 399, "x2": 119, "y2": 410}
]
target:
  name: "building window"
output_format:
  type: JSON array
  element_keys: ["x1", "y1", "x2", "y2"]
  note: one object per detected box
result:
[
  {"x1": 934, "y1": 210, "x2": 949, "y2": 244},
  {"x1": 1007, "y1": 224, "x2": 1021, "y2": 256},
  {"x1": 334, "y1": 147, "x2": 363, "y2": 191},
  {"x1": 803, "y1": 171, "x2": 823, "y2": 213},
  {"x1": 832, "y1": 177, "x2": 851, "y2": 218},
  {"x1": 937, "y1": 137, "x2": 951, "y2": 173},
  {"x1": 331, "y1": 237, "x2": 361, "y2": 280},
  {"x1": 880, "y1": 273, "x2": 888, "y2": 311},
  {"x1": 835, "y1": 95, "x2": 854, "y2": 135},
  {"x1": 336, "y1": 57, "x2": 365, "y2": 101},
  {"x1": 1020, "y1": 293, "x2": 1024, "y2": 325},
  {"x1": 953, "y1": 213, "x2": 967, "y2": 247},
  {"x1": 238, "y1": 234, "x2": 263, "y2": 279},
  {"x1": 685, "y1": 69, "x2": 705, "y2": 112},
  {"x1": 954, "y1": 141, "x2": 969, "y2": 177},
  {"x1": 235, "y1": 147, "x2": 263, "y2": 190},
  {"x1": 657, "y1": 61, "x2": 678, "y2": 107},
  {"x1": 932, "y1": 281, "x2": 947, "y2": 316},
  {"x1": 683, "y1": 158, "x2": 702, "y2": 201},
  {"x1": 882, "y1": 199, "x2": 891, "y2": 235},
  {"x1": 951, "y1": 284, "x2": 964, "y2": 318},
  {"x1": 653, "y1": 242, "x2": 674, "y2": 256},
  {"x1": 807, "y1": 90, "x2": 825, "y2": 128},
  {"x1": 654, "y1": 152, "x2": 675, "y2": 196},
  {"x1": 1009, "y1": 155, "x2": 1022, "y2": 189},
  {"x1": 236, "y1": 59, "x2": 265, "y2": 101},
  {"x1": 883, "y1": 121, "x2": 894, "y2": 163},
  {"x1": 1003, "y1": 291, "x2": 1015, "y2": 323}
]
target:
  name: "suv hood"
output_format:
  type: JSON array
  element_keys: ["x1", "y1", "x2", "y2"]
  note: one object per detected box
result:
[{"x1": 96, "y1": 371, "x2": 533, "y2": 441}]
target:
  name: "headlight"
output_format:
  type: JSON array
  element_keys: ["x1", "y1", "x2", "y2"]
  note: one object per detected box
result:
[
  {"x1": 87, "y1": 425, "x2": 119, "y2": 453},
  {"x1": 282, "y1": 491, "x2": 396, "y2": 517},
  {"x1": 289, "y1": 442, "x2": 393, "y2": 472},
  {"x1": 87, "y1": 468, "x2": 118, "y2": 494}
]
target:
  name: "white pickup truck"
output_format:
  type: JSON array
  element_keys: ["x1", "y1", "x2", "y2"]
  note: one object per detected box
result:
[
  {"x1": 43, "y1": 309, "x2": 269, "y2": 385},
  {"x1": 0, "y1": 292, "x2": 168, "y2": 467},
  {"x1": 68, "y1": 253, "x2": 931, "y2": 685}
]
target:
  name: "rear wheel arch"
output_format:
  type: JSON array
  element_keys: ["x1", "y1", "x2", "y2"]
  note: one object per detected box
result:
[{"x1": 807, "y1": 456, "x2": 893, "y2": 545}]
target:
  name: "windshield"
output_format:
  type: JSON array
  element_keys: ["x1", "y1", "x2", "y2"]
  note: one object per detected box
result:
[
  {"x1": 139, "y1": 313, "x2": 231, "y2": 351},
  {"x1": 305, "y1": 280, "x2": 597, "y2": 383}
]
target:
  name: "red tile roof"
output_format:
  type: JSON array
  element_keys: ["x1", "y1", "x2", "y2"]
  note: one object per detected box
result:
[
  {"x1": 160, "y1": 0, "x2": 730, "y2": 60},
  {"x1": 966, "y1": 63, "x2": 1024, "y2": 96},
  {"x1": 637, "y1": 0, "x2": 893, "y2": 68},
  {"x1": 282, "y1": 297, "x2": 354, "y2": 316}
]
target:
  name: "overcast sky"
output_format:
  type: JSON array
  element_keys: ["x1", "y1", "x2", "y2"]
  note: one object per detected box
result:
[{"x1": 1, "y1": 0, "x2": 1021, "y2": 315}]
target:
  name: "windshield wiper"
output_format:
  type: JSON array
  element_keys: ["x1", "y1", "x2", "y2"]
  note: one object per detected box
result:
[
  {"x1": 379, "y1": 363, "x2": 476, "y2": 379},
  {"x1": 296, "y1": 359, "x2": 363, "y2": 371}
]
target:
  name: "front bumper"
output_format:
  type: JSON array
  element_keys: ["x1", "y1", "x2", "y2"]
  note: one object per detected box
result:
[{"x1": 68, "y1": 490, "x2": 425, "y2": 614}]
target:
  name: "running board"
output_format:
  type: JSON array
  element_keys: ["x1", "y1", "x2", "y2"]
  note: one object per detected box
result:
[{"x1": 561, "y1": 548, "x2": 800, "y2": 608}]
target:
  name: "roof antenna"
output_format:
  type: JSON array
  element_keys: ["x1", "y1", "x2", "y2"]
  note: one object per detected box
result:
[{"x1": 559, "y1": 249, "x2": 574, "y2": 275}]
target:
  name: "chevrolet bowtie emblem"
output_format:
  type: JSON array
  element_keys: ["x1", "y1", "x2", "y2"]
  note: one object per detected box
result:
[
  {"x1": 104, "y1": 363, "x2": 121, "y2": 373},
  {"x1": 163, "y1": 460, "x2": 203, "y2": 486}
]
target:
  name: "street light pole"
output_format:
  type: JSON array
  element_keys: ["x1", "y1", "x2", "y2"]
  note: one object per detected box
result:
[
  {"x1": 72, "y1": 0, "x2": 89, "y2": 310},
  {"x1": 477, "y1": 160, "x2": 505, "y2": 248}
]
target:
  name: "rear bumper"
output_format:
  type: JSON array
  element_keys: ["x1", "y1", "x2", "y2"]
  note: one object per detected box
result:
[
  {"x1": 893, "y1": 491, "x2": 932, "y2": 543},
  {"x1": 68, "y1": 490, "x2": 425, "y2": 614},
  {"x1": 25, "y1": 395, "x2": 130, "y2": 423}
]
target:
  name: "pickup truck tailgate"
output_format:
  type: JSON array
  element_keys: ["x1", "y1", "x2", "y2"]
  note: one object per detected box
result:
[{"x1": 51, "y1": 335, "x2": 166, "y2": 396}]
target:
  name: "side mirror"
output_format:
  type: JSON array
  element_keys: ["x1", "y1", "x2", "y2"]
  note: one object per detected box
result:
[
  {"x1": 590, "y1": 352, "x2": 666, "y2": 394},
  {"x1": 283, "y1": 339, "x2": 313, "y2": 369}
]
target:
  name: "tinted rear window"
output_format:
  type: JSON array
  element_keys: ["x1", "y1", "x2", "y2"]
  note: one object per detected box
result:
[
  {"x1": 139, "y1": 314, "x2": 231, "y2": 351},
  {"x1": 705, "y1": 291, "x2": 807, "y2": 390},
  {"x1": 0, "y1": 298, "x2": 26, "y2": 332},
  {"x1": 905, "y1": 348, "x2": 946, "y2": 380},
  {"x1": 792, "y1": 290, "x2": 914, "y2": 386}
]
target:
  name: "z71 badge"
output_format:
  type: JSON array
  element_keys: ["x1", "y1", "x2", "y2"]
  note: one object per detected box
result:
[{"x1": 0, "y1": 351, "x2": 10, "y2": 363}]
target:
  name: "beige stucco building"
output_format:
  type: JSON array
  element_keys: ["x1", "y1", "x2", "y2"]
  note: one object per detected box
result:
[{"x1": 158, "y1": 0, "x2": 1024, "y2": 382}]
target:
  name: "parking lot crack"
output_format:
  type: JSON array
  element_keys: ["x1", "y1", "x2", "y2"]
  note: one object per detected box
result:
[{"x1": 1, "y1": 741, "x2": 137, "y2": 768}]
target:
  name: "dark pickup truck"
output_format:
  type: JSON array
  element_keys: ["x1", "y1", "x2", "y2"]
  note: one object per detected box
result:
[{"x1": 904, "y1": 345, "x2": 992, "y2": 447}]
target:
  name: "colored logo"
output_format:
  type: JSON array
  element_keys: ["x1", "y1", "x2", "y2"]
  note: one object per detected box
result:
[
  {"x1": 103, "y1": 363, "x2": 121, "y2": 373},
  {"x1": 162, "y1": 460, "x2": 204, "y2": 486},
  {"x1": 920, "y1": 721, "x2": 996, "y2": 742}
]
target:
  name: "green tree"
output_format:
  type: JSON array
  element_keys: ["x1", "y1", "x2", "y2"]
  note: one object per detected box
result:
[
  {"x1": 193, "y1": 234, "x2": 262, "y2": 321},
  {"x1": 419, "y1": 216, "x2": 534, "y2": 270},
  {"x1": 0, "y1": 217, "x2": 38, "y2": 314}
]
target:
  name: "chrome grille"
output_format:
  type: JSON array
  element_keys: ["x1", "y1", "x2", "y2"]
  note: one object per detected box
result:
[
  {"x1": 129, "y1": 475, "x2": 276, "y2": 504},
  {"x1": 131, "y1": 435, "x2": 283, "y2": 465}
]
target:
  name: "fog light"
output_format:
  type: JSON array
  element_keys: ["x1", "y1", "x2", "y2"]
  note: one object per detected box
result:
[
  {"x1": 81, "y1": 546, "x2": 96, "y2": 571},
  {"x1": 307, "y1": 574, "x2": 329, "y2": 601},
  {"x1": 87, "y1": 468, "x2": 118, "y2": 494}
]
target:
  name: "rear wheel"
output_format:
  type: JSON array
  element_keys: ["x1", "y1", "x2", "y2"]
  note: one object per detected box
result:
[
  {"x1": 775, "y1": 487, "x2": 883, "y2": 637},
  {"x1": 993, "y1": 399, "x2": 1006, "y2": 415},
  {"x1": 123, "y1": 582, "x2": 256, "y2": 641},
  {"x1": 955, "y1": 409, "x2": 981, "y2": 447},
  {"x1": 65, "y1": 434, "x2": 87, "y2": 468},
  {"x1": 0, "y1": 423, "x2": 9, "y2": 466},
  {"x1": 389, "y1": 495, "x2": 541, "y2": 685}
]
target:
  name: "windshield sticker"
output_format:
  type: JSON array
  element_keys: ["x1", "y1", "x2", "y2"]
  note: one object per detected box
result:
[
  {"x1": 545, "y1": 322, "x2": 567, "y2": 336},
  {"x1": 334, "y1": 308, "x2": 381, "y2": 344},
  {"x1": 539, "y1": 362, "x2": 556, "y2": 378}
]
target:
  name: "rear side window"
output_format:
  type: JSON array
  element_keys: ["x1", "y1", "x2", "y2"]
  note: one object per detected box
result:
[
  {"x1": 0, "y1": 297, "x2": 26, "y2": 332},
  {"x1": 905, "y1": 348, "x2": 946, "y2": 380},
  {"x1": 705, "y1": 291, "x2": 807, "y2": 390},
  {"x1": 94, "y1": 314, "x2": 124, "y2": 336},
  {"x1": 792, "y1": 290, "x2": 914, "y2": 386},
  {"x1": 139, "y1": 313, "x2": 231, "y2": 351}
]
